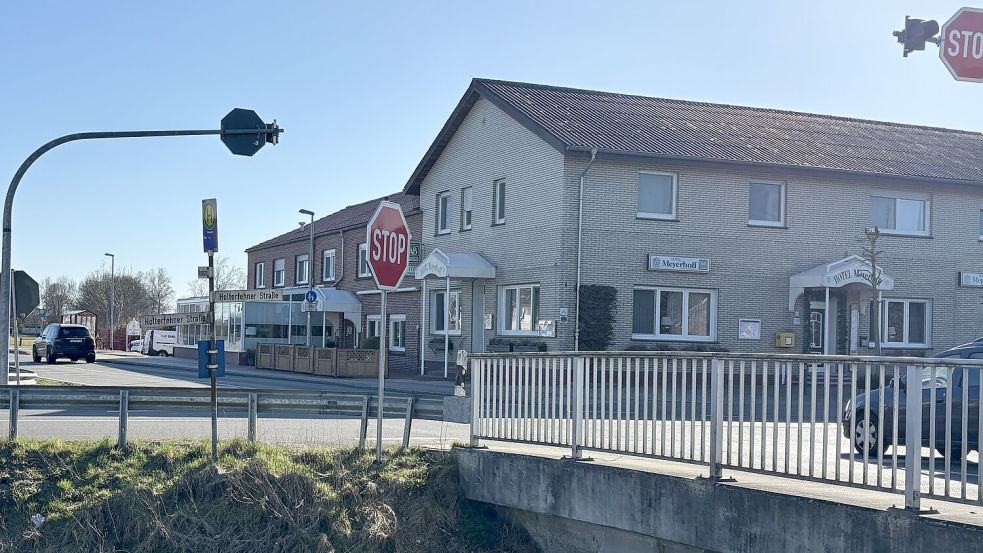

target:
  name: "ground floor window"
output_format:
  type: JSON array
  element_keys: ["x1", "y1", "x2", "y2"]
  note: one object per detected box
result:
[
  {"x1": 632, "y1": 286, "x2": 716, "y2": 341},
  {"x1": 882, "y1": 299, "x2": 930, "y2": 347},
  {"x1": 432, "y1": 289, "x2": 461, "y2": 335},
  {"x1": 499, "y1": 284, "x2": 540, "y2": 335},
  {"x1": 390, "y1": 314, "x2": 406, "y2": 352},
  {"x1": 366, "y1": 315, "x2": 381, "y2": 339}
]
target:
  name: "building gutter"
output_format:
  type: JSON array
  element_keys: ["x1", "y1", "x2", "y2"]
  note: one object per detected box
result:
[{"x1": 574, "y1": 148, "x2": 597, "y2": 352}]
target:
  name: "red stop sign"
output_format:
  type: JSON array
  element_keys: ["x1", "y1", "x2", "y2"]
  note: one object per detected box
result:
[
  {"x1": 366, "y1": 201, "x2": 412, "y2": 290},
  {"x1": 941, "y1": 7, "x2": 983, "y2": 82}
]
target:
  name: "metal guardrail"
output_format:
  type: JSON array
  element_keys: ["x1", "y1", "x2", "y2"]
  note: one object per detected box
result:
[
  {"x1": 1, "y1": 386, "x2": 445, "y2": 449},
  {"x1": 469, "y1": 351, "x2": 983, "y2": 512}
]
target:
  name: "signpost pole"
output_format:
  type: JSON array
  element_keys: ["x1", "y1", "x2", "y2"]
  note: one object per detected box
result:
[
  {"x1": 10, "y1": 270, "x2": 19, "y2": 386},
  {"x1": 376, "y1": 290, "x2": 387, "y2": 462},
  {"x1": 208, "y1": 251, "x2": 218, "y2": 461}
]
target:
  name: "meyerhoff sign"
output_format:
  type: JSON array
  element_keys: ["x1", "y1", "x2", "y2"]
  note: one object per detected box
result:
[
  {"x1": 960, "y1": 272, "x2": 983, "y2": 287},
  {"x1": 648, "y1": 255, "x2": 710, "y2": 273}
]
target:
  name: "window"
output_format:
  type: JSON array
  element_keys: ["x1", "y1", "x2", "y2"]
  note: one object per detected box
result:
[
  {"x1": 366, "y1": 315, "x2": 381, "y2": 339},
  {"x1": 870, "y1": 194, "x2": 929, "y2": 236},
  {"x1": 295, "y1": 254, "x2": 309, "y2": 285},
  {"x1": 437, "y1": 192, "x2": 451, "y2": 234},
  {"x1": 978, "y1": 208, "x2": 983, "y2": 240},
  {"x1": 882, "y1": 299, "x2": 930, "y2": 347},
  {"x1": 358, "y1": 243, "x2": 371, "y2": 277},
  {"x1": 632, "y1": 287, "x2": 716, "y2": 342},
  {"x1": 322, "y1": 249, "x2": 336, "y2": 281},
  {"x1": 432, "y1": 290, "x2": 461, "y2": 335},
  {"x1": 500, "y1": 284, "x2": 540, "y2": 335},
  {"x1": 254, "y1": 262, "x2": 266, "y2": 288},
  {"x1": 748, "y1": 181, "x2": 785, "y2": 226},
  {"x1": 493, "y1": 179, "x2": 506, "y2": 224},
  {"x1": 390, "y1": 314, "x2": 406, "y2": 352},
  {"x1": 461, "y1": 187, "x2": 473, "y2": 230},
  {"x1": 637, "y1": 172, "x2": 676, "y2": 220},
  {"x1": 273, "y1": 258, "x2": 285, "y2": 287}
]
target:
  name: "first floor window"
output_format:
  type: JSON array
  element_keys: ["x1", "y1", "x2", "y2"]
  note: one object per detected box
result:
[
  {"x1": 390, "y1": 315, "x2": 406, "y2": 351},
  {"x1": 433, "y1": 289, "x2": 461, "y2": 334},
  {"x1": 461, "y1": 186, "x2": 473, "y2": 230},
  {"x1": 500, "y1": 284, "x2": 539, "y2": 334},
  {"x1": 273, "y1": 258, "x2": 285, "y2": 287},
  {"x1": 437, "y1": 192, "x2": 451, "y2": 234},
  {"x1": 494, "y1": 179, "x2": 506, "y2": 224},
  {"x1": 323, "y1": 249, "x2": 336, "y2": 281},
  {"x1": 254, "y1": 262, "x2": 266, "y2": 288},
  {"x1": 295, "y1": 254, "x2": 310, "y2": 285},
  {"x1": 637, "y1": 172, "x2": 676, "y2": 219},
  {"x1": 883, "y1": 299, "x2": 930, "y2": 347},
  {"x1": 358, "y1": 243, "x2": 371, "y2": 277},
  {"x1": 366, "y1": 316, "x2": 381, "y2": 339},
  {"x1": 748, "y1": 181, "x2": 785, "y2": 226},
  {"x1": 978, "y1": 208, "x2": 983, "y2": 240},
  {"x1": 632, "y1": 287, "x2": 716, "y2": 341},
  {"x1": 871, "y1": 194, "x2": 928, "y2": 236}
]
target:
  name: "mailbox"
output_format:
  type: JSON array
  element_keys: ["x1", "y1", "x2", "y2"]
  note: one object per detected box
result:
[{"x1": 775, "y1": 332, "x2": 796, "y2": 348}]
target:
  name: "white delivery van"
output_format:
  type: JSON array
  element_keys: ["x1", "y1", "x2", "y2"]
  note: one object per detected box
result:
[{"x1": 141, "y1": 330, "x2": 177, "y2": 357}]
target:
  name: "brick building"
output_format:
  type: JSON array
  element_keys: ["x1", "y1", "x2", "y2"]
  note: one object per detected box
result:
[
  {"x1": 404, "y1": 79, "x2": 983, "y2": 360},
  {"x1": 244, "y1": 193, "x2": 423, "y2": 374}
]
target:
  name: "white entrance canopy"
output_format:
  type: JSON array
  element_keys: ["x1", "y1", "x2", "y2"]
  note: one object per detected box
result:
[
  {"x1": 414, "y1": 248, "x2": 496, "y2": 279},
  {"x1": 306, "y1": 287, "x2": 362, "y2": 316},
  {"x1": 788, "y1": 255, "x2": 894, "y2": 311}
]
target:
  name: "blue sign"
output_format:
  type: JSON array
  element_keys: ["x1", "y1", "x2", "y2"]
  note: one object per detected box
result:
[
  {"x1": 197, "y1": 339, "x2": 225, "y2": 378},
  {"x1": 38, "y1": 310, "x2": 45, "y2": 321},
  {"x1": 305, "y1": 290, "x2": 318, "y2": 303},
  {"x1": 202, "y1": 198, "x2": 218, "y2": 253}
]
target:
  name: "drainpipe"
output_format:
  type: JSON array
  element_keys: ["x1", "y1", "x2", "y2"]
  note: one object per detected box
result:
[
  {"x1": 335, "y1": 229, "x2": 345, "y2": 284},
  {"x1": 574, "y1": 149, "x2": 598, "y2": 352}
]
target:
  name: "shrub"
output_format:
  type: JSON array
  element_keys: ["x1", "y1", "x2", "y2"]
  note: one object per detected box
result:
[
  {"x1": 578, "y1": 284, "x2": 617, "y2": 351},
  {"x1": 361, "y1": 336, "x2": 379, "y2": 350}
]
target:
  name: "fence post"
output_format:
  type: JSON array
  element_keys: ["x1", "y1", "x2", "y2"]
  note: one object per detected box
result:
[
  {"x1": 117, "y1": 390, "x2": 129, "y2": 449},
  {"x1": 247, "y1": 393, "x2": 258, "y2": 443},
  {"x1": 571, "y1": 356, "x2": 585, "y2": 459},
  {"x1": 402, "y1": 397, "x2": 415, "y2": 448},
  {"x1": 904, "y1": 364, "x2": 922, "y2": 511},
  {"x1": 470, "y1": 359, "x2": 481, "y2": 447},
  {"x1": 358, "y1": 395, "x2": 369, "y2": 450},
  {"x1": 708, "y1": 358, "x2": 725, "y2": 479},
  {"x1": 8, "y1": 388, "x2": 18, "y2": 441}
]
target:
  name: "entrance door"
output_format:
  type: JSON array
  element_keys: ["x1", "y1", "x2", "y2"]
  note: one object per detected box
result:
[{"x1": 809, "y1": 309, "x2": 825, "y2": 354}]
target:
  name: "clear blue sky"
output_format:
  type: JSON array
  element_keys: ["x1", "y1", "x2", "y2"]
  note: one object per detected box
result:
[{"x1": 1, "y1": 1, "x2": 977, "y2": 298}]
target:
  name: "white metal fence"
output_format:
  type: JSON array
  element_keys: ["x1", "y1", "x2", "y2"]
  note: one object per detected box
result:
[{"x1": 469, "y1": 352, "x2": 983, "y2": 510}]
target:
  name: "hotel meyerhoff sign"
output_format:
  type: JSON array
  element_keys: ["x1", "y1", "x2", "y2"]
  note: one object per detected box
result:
[
  {"x1": 960, "y1": 272, "x2": 983, "y2": 287},
  {"x1": 648, "y1": 254, "x2": 710, "y2": 273}
]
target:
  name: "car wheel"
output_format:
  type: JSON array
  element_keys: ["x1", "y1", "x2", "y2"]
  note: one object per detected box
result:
[
  {"x1": 85, "y1": 354, "x2": 95, "y2": 364},
  {"x1": 157, "y1": 351, "x2": 168, "y2": 357},
  {"x1": 853, "y1": 411, "x2": 884, "y2": 456},
  {"x1": 32, "y1": 347, "x2": 40, "y2": 363},
  {"x1": 46, "y1": 349, "x2": 57, "y2": 364}
]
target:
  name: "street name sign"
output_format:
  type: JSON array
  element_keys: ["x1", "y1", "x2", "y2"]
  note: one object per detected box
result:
[
  {"x1": 366, "y1": 201, "x2": 412, "y2": 291},
  {"x1": 140, "y1": 312, "x2": 210, "y2": 328},
  {"x1": 940, "y1": 7, "x2": 983, "y2": 82},
  {"x1": 210, "y1": 289, "x2": 283, "y2": 302}
]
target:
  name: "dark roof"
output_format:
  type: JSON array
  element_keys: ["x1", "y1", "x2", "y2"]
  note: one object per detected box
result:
[
  {"x1": 246, "y1": 192, "x2": 420, "y2": 252},
  {"x1": 404, "y1": 78, "x2": 983, "y2": 193}
]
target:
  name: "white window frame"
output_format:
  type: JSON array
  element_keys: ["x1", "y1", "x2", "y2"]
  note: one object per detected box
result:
[
  {"x1": 358, "y1": 243, "x2": 371, "y2": 277},
  {"x1": 747, "y1": 180, "x2": 786, "y2": 227},
  {"x1": 322, "y1": 249, "x2": 336, "y2": 282},
  {"x1": 978, "y1": 206, "x2": 983, "y2": 241},
  {"x1": 431, "y1": 289, "x2": 462, "y2": 336},
  {"x1": 254, "y1": 262, "x2": 266, "y2": 288},
  {"x1": 869, "y1": 190, "x2": 930, "y2": 237},
  {"x1": 881, "y1": 298, "x2": 931, "y2": 348},
  {"x1": 273, "y1": 258, "x2": 285, "y2": 287},
  {"x1": 498, "y1": 283, "x2": 540, "y2": 336},
  {"x1": 494, "y1": 179, "x2": 506, "y2": 225},
  {"x1": 389, "y1": 314, "x2": 406, "y2": 352},
  {"x1": 631, "y1": 286, "x2": 717, "y2": 343},
  {"x1": 437, "y1": 192, "x2": 451, "y2": 235},
  {"x1": 295, "y1": 254, "x2": 310, "y2": 285},
  {"x1": 636, "y1": 171, "x2": 678, "y2": 220},
  {"x1": 366, "y1": 315, "x2": 381, "y2": 339},
  {"x1": 461, "y1": 186, "x2": 473, "y2": 231}
]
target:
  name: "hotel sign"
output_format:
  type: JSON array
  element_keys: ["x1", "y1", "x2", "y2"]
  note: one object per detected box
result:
[
  {"x1": 648, "y1": 255, "x2": 710, "y2": 273},
  {"x1": 960, "y1": 272, "x2": 983, "y2": 287}
]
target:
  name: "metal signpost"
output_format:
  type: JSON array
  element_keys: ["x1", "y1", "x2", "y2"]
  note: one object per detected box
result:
[
  {"x1": 202, "y1": 198, "x2": 220, "y2": 461},
  {"x1": 365, "y1": 201, "x2": 411, "y2": 462},
  {"x1": 0, "y1": 109, "x2": 282, "y2": 386}
]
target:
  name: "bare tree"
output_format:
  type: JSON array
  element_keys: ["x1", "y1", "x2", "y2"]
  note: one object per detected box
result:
[
  {"x1": 40, "y1": 276, "x2": 77, "y2": 321},
  {"x1": 186, "y1": 256, "x2": 246, "y2": 296},
  {"x1": 76, "y1": 268, "x2": 150, "y2": 333},
  {"x1": 861, "y1": 227, "x2": 884, "y2": 355},
  {"x1": 144, "y1": 267, "x2": 175, "y2": 314}
]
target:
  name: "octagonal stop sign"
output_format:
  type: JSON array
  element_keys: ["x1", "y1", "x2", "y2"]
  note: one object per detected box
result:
[
  {"x1": 366, "y1": 201, "x2": 412, "y2": 290},
  {"x1": 940, "y1": 7, "x2": 983, "y2": 82}
]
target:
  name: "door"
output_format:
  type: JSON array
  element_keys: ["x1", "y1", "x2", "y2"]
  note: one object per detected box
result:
[{"x1": 808, "y1": 310, "x2": 825, "y2": 354}]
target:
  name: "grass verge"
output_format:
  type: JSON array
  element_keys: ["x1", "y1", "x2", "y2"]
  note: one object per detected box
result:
[
  {"x1": 32, "y1": 378, "x2": 80, "y2": 387},
  {"x1": 0, "y1": 439, "x2": 538, "y2": 553}
]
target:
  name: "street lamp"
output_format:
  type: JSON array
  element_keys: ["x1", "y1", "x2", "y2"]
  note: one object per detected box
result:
[
  {"x1": 299, "y1": 209, "x2": 314, "y2": 347},
  {"x1": 104, "y1": 253, "x2": 114, "y2": 351}
]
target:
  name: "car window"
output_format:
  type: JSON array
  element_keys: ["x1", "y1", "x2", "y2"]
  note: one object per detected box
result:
[{"x1": 58, "y1": 327, "x2": 90, "y2": 338}]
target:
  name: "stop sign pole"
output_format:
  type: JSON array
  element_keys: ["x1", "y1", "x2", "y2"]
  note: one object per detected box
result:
[{"x1": 365, "y1": 201, "x2": 412, "y2": 462}]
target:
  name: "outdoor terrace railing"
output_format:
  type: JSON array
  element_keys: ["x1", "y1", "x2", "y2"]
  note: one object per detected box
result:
[{"x1": 468, "y1": 351, "x2": 983, "y2": 511}]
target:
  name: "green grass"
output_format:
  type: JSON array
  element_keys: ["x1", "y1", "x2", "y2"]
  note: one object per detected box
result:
[
  {"x1": 0, "y1": 440, "x2": 537, "y2": 553},
  {"x1": 32, "y1": 378, "x2": 79, "y2": 387}
]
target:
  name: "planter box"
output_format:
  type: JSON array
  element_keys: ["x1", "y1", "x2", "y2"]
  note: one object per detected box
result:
[
  {"x1": 314, "y1": 348, "x2": 337, "y2": 376},
  {"x1": 511, "y1": 345, "x2": 543, "y2": 353},
  {"x1": 273, "y1": 345, "x2": 295, "y2": 371},
  {"x1": 486, "y1": 344, "x2": 511, "y2": 353},
  {"x1": 336, "y1": 349, "x2": 386, "y2": 378},
  {"x1": 256, "y1": 343, "x2": 274, "y2": 369},
  {"x1": 293, "y1": 346, "x2": 314, "y2": 374}
]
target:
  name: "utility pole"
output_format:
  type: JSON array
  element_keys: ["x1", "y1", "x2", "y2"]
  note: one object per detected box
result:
[
  {"x1": 862, "y1": 227, "x2": 884, "y2": 355},
  {"x1": 105, "y1": 253, "x2": 114, "y2": 351}
]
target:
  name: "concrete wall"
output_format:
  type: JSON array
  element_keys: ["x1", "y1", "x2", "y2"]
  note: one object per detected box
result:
[{"x1": 455, "y1": 448, "x2": 983, "y2": 553}]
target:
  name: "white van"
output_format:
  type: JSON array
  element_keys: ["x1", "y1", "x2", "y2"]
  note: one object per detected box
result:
[{"x1": 141, "y1": 330, "x2": 177, "y2": 357}]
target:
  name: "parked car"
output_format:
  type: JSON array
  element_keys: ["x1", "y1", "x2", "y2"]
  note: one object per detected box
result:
[
  {"x1": 842, "y1": 343, "x2": 983, "y2": 458},
  {"x1": 129, "y1": 339, "x2": 143, "y2": 352},
  {"x1": 32, "y1": 323, "x2": 96, "y2": 364},
  {"x1": 140, "y1": 330, "x2": 176, "y2": 357}
]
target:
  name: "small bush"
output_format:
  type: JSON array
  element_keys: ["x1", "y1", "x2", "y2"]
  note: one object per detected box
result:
[{"x1": 361, "y1": 336, "x2": 380, "y2": 350}]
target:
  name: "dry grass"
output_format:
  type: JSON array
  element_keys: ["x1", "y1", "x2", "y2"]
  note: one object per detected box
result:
[{"x1": 0, "y1": 439, "x2": 538, "y2": 553}]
